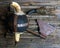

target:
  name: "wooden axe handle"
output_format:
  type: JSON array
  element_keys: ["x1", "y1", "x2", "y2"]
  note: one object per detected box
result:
[{"x1": 27, "y1": 29, "x2": 46, "y2": 39}]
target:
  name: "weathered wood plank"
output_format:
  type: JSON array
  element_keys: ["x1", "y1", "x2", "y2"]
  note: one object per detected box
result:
[{"x1": 0, "y1": 0, "x2": 60, "y2": 48}]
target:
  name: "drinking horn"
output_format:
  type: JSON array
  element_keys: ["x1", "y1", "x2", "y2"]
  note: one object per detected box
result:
[{"x1": 10, "y1": 2, "x2": 28, "y2": 43}]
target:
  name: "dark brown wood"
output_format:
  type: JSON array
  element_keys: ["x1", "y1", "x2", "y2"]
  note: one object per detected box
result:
[{"x1": 27, "y1": 29, "x2": 46, "y2": 39}]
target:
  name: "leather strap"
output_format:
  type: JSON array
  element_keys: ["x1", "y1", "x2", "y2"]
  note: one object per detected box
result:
[{"x1": 14, "y1": 15, "x2": 18, "y2": 32}]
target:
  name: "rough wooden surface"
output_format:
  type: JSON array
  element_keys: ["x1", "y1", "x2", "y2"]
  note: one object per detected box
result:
[{"x1": 0, "y1": 0, "x2": 60, "y2": 48}]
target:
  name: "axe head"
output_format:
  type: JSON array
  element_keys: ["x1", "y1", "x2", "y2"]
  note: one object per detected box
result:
[{"x1": 37, "y1": 19, "x2": 56, "y2": 37}]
